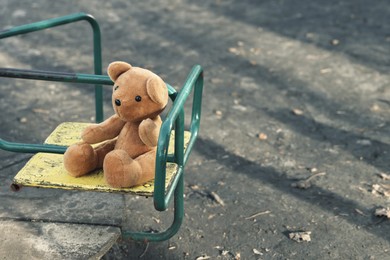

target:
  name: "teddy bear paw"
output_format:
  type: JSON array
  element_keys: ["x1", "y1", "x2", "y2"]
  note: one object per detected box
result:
[{"x1": 64, "y1": 142, "x2": 98, "y2": 177}]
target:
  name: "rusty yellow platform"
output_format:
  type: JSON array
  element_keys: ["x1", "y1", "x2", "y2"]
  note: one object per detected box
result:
[{"x1": 13, "y1": 122, "x2": 190, "y2": 196}]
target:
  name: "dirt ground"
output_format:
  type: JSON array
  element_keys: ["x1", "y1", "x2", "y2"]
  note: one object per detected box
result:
[{"x1": 0, "y1": 0, "x2": 389, "y2": 259}]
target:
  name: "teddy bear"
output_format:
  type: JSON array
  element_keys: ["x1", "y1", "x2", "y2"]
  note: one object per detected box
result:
[{"x1": 63, "y1": 61, "x2": 169, "y2": 188}]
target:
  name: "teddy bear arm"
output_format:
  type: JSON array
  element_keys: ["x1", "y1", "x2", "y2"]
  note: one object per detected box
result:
[
  {"x1": 82, "y1": 115, "x2": 125, "y2": 144},
  {"x1": 139, "y1": 118, "x2": 161, "y2": 147}
]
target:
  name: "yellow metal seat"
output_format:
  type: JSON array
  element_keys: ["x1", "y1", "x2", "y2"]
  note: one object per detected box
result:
[{"x1": 13, "y1": 122, "x2": 191, "y2": 196}]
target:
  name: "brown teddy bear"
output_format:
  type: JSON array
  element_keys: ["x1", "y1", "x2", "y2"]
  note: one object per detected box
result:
[{"x1": 63, "y1": 61, "x2": 169, "y2": 188}]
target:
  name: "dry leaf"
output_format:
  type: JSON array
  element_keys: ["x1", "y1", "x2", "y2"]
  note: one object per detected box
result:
[
  {"x1": 215, "y1": 110, "x2": 223, "y2": 116},
  {"x1": 371, "y1": 184, "x2": 390, "y2": 197},
  {"x1": 33, "y1": 108, "x2": 50, "y2": 114},
  {"x1": 196, "y1": 255, "x2": 211, "y2": 260},
  {"x1": 245, "y1": 210, "x2": 271, "y2": 220},
  {"x1": 209, "y1": 191, "x2": 225, "y2": 206},
  {"x1": 291, "y1": 108, "x2": 303, "y2": 115},
  {"x1": 289, "y1": 231, "x2": 311, "y2": 242},
  {"x1": 258, "y1": 132, "x2": 268, "y2": 140},
  {"x1": 374, "y1": 207, "x2": 390, "y2": 218},
  {"x1": 221, "y1": 250, "x2": 229, "y2": 256},
  {"x1": 378, "y1": 173, "x2": 390, "y2": 180},
  {"x1": 253, "y1": 248, "x2": 262, "y2": 255},
  {"x1": 355, "y1": 208, "x2": 367, "y2": 216},
  {"x1": 330, "y1": 39, "x2": 340, "y2": 45},
  {"x1": 152, "y1": 217, "x2": 160, "y2": 223},
  {"x1": 228, "y1": 47, "x2": 240, "y2": 55}
]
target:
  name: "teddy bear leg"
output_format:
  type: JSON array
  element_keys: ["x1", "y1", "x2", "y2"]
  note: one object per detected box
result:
[
  {"x1": 133, "y1": 150, "x2": 157, "y2": 185},
  {"x1": 94, "y1": 139, "x2": 117, "y2": 168},
  {"x1": 64, "y1": 142, "x2": 98, "y2": 177},
  {"x1": 103, "y1": 150, "x2": 141, "y2": 188},
  {"x1": 103, "y1": 150, "x2": 156, "y2": 188},
  {"x1": 64, "y1": 139, "x2": 116, "y2": 177}
]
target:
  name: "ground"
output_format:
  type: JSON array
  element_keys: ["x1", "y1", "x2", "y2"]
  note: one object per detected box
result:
[{"x1": 0, "y1": 0, "x2": 389, "y2": 259}]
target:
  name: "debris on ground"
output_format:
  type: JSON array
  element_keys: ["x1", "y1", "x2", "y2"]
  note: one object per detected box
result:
[
  {"x1": 168, "y1": 244, "x2": 176, "y2": 250},
  {"x1": 355, "y1": 208, "x2": 367, "y2": 216},
  {"x1": 214, "y1": 110, "x2": 223, "y2": 117},
  {"x1": 330, "y1": 39, "x2": 340, "y2": 46},
  {"x1": 209, "y1": 191, "x2": 225, "y2": 206},
  {"x1": 374, "y1": 207, "x2": 390, "y2": 219},
  {"x1": 253, "y1": 248, "x2": 262, "y2": 255},
  {"x1": 245, "y1": 210, "x2": 271, "y2": 220},
  {"x1": 214, "y1": 246, "x2": 235, "y2": 257},
  {"x1": 188, "y1": 185, "x2": 225, "y2": 206},
  {"x1": 33, "y1": 108, "x2": 50, "y2": 114},
  {"x1": 371, "y1": 184, "x2": 390, "y2": 197},
  {"x1": 195, "y1": 255, "x2": 211, "y2": 260},
  {"x1": 257, "y1": 132, "x2": 268, "y2": 140},
  {"x1": 377, "y1": 173, "x2": 390, "y2": 180},
  {"x1": 19, "y1": 117, "x2": 27, "y2": 123},
  {"x1": 289, "y1": 231, "x2": 312, "y2": 242},
  {"x1": 221, "y1": 250, "x2": 229, "y2": 256},
  {"x1": 291, "y1": 172, "x2": 326, "y2": 189},
  {"x1": 228, "y1": 47, "x2": 240, "y2": 55},
  {"x1": 291, "y1": 108, "x2": 304, "y2": 116}
]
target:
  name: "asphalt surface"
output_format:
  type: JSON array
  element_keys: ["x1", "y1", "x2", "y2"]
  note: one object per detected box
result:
[{"x1": 0, "y1": 1, "x2": 389, "y2": 259}]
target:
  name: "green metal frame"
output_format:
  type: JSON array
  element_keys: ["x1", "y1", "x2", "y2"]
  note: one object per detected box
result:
[{"x1": 0, "y1": 13, "x2": 204, "y2": 242}]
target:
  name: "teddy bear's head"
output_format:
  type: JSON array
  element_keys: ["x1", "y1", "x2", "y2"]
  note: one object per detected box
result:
[{"x1": 107, "y1": 61, "x2": 169, "y2": 122}]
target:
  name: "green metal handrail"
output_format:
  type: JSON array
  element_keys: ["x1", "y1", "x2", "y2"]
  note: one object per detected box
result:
[
  {"x1": 0, "y1": 12, "x2": 104, "y2": 122},
  {"x1": 154, "y1": 65, "x2": 204, "y2": 211},
  {"x1": 122, "y1": 65, "x2": 203, "y2": 241}
]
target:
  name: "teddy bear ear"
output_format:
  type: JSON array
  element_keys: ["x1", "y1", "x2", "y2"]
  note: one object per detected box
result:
[
  {"x1": 107, "y1": 61, "x2": 132, "y2": 81},
  {"x1": 146, "y1": 77, "x2": 168, "y2": 106}
]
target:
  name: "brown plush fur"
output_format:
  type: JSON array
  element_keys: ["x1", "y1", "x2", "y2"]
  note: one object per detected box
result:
[{"x1": 63, "y1": 61, "x2": 168, "y2": 187}]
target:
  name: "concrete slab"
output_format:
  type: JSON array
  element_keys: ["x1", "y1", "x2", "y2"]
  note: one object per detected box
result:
[{"x1": 0, "y1": 220, "x2": 120, "y2": 260}]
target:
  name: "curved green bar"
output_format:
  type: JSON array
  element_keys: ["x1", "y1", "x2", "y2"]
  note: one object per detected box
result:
[
  {"x1": 154, "y1": 65, "x2": 204, "y2": 211},
  {"x1": 122, "y1": 174, "x2": 184, "y2": 241},
  {"x1": 0, "y1": 139, "x2": 67, "y2": 154}
]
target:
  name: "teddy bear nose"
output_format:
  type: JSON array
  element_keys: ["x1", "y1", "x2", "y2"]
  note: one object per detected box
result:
[{"x1": 115, "y1": 99, "x2": 121, "y2": 106}]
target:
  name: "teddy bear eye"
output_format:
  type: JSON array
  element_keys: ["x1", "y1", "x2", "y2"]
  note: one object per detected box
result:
[
  {"x1": 135, "y1": 95, "x2": 142, "y2": 102},
  {"x1": 114, "y1": 85, "x2": 119, "y2": 91}
]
